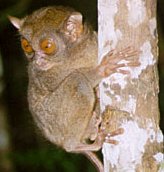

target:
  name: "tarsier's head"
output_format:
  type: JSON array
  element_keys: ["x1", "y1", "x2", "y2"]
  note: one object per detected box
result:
[{"x1": 9, "y1": 6, "x2": 85, "y2": 71}]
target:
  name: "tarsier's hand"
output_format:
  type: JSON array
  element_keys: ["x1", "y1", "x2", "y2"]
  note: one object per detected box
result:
[{"x1": 97, "y1": 46, "x2": 140, "y2": 77}]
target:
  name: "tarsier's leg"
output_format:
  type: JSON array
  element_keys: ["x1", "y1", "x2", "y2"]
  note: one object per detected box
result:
[
  {"x1": 73, "y1": 129, "x2": 123, "y2": 172},
  {"x1": 85, "y1": 111, "x2": 101, "y2": 141},
  {"x1": 82, "y1": 151, "x2": 104, "y2": 172}
]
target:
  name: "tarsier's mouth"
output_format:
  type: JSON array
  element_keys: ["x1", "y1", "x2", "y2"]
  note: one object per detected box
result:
[
  {"x1": 36, "y1": 63, "x2": 55, "y2": 71},
  {"x1": 34, "y1": 58, "x2": 63, "y2": 71},
  {"x1": 34, "y1": 58, "x2": 55, "y2": 71}
]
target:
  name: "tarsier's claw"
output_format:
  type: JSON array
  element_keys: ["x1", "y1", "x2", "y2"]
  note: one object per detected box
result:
[
  {"x1": 105, "y1": 138, "x2": 119, "y2": 145},
  {"x1": 128, "y1": 61, "x2": 141, "y2": 67},
  {"x1": 104, "y1": 128, "x2": 124, "y2": 145},
  {"x1": 116, "y1": 69, "x2": 130, "y2": 74},
  {"x1": 106, "y1": 128, "x2": 124, "y2": 137}
]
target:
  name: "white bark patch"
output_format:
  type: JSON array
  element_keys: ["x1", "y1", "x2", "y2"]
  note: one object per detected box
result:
[
  {"x1": 149, "y1": 18, "x2": 157, "y2": 39},
  {"x1": 109, "y1": 73, "x2": 127, "y2": 89},
  {"x1": 115, "y1": 95, "x2": 121, "y2": 102},
  {"x1": 102, "y1": 121, "x2": 148, "y2": 171},
  {"x1": 127, "y1": 0, "x2": 146, "y2": 27},
  {"x1": 122, "y1": 95, "x2": 136, "y2": 114},
  {"x1": 156, "y1": 130, "x2": 164, "y2": 143},
  {"x1": 147, "y1": 121, "x2": 156, "y2": 142},
  {"x1": 146, "y1": 120, "x2": 164, "y2": 143},
  {"x1": 98, "y1": 0, "x2": 120, "y2": 62},
  {"x1": 153, "y1": 153, "x2": 164, "y2": 163},
  {"x1": 99, "y1": 82, "x2": 112, "y2": 112},
  {"x1": 99, "y1": 73, "x2": 128, "y2": 112}
]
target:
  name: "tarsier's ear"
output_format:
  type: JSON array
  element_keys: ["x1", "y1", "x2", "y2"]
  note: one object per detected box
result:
[
  {"x1": 8, "y1": 16, "x2": 24, "y2": 30},
  {"x1": 63, "y1": 12, "x2": 83, "y2": 42}
]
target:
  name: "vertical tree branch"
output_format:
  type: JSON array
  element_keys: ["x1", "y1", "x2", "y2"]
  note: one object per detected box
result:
[{"x1": 98, "y1": 0, "x2": 163, "y2": 171}]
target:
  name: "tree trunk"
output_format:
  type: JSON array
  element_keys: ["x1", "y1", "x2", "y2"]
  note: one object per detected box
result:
[{"x1": 98, "y1": 0, "x2": 164, "y2": 171}]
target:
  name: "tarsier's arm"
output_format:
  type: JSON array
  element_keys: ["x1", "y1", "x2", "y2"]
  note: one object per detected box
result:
[{"x1": 79, "y1": 46, "x2": 139, "y2": 88}]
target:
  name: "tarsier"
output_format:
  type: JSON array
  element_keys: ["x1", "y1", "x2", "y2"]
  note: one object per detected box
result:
[{"x1": 9, "y1": 6, "x2": 139, "y2": 172}]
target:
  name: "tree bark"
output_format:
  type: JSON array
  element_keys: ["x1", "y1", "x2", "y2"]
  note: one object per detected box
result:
[{"x1": 98, "y1": 0, "x2": 164, "y2": 171}]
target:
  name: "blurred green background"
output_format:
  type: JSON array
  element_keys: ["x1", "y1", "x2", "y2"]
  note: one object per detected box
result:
[{"x1": 0, "y1": 0, "x2": 163, "y2": 172}]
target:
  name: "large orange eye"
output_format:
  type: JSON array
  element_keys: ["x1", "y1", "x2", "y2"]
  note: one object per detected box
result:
[
  {"x1": 21, "y1": 38, "x2": 33, "y2": 54},
  {"x1": 40, "y1": 39, "x2": 56, "y2": 54}
]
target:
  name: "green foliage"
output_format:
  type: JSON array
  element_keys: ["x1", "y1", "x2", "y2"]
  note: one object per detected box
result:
[{"x1": 10, "y1": 147, "x2": 95, "y2": 172}]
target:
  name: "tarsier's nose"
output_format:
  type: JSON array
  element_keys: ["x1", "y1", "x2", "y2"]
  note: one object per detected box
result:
[
  {"x1": 34, "y1": 52, "x2": 54, "y2": 71},
  {"x1": 35, "y1": 52, "x2": 46, "y2": 65},
  {"x1": 35, "y1": 57, "x2": 45, "y2": 66}
]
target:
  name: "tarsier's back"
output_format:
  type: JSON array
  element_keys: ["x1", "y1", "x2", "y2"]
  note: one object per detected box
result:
[{"x1": 9, "y1": 6, "x2": 98, "y2": 150}]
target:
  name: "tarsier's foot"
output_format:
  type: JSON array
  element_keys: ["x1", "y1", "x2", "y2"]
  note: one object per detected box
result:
[
  {"x1": 96, "y1": 127, "x2": 124, "y2": 146},
  {"x1": 97, "y1": 46, "x2": 140, "y2": 77}
]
